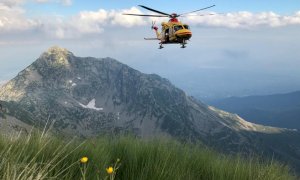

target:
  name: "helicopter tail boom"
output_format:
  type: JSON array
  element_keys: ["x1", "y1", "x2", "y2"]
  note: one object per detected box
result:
[{"x1": 144, "y1": 38, "x2": 159, "y2": 40}]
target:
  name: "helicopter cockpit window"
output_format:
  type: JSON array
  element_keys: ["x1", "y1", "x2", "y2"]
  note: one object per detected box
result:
[
  {"x1": 183, "y1": 25, "x2": 189, "y2": 29},
  {"x1": 173, "y1": 25, "x2": 183, "y2": 32}
]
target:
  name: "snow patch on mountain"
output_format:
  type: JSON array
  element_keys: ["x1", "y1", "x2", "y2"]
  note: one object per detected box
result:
[{"x1": 79, "y1": 99, "x2": 103, "y2": 111}]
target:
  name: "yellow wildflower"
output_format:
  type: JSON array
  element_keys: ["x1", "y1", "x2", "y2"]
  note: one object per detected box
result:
[
  {"x1": 106, "y1": 167, "x2": 114, "y2": 174},
  {"x1": 80, "y1": 157, "x2": 88, "y2": 163}
]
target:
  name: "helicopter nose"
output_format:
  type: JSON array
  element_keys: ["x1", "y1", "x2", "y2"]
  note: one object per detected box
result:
[{"x1": 175, "y1": 29, "x2": 192, "y2": 40}]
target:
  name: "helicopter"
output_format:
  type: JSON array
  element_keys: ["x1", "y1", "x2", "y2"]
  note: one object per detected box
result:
[{"x1": 123, "y1": 5, "x2": 216, "y2": 49}]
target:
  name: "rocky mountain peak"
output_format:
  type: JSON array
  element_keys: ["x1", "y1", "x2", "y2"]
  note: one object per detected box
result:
[{"x1": 39, "y1": 46, "x2": 73, "y2": 68}]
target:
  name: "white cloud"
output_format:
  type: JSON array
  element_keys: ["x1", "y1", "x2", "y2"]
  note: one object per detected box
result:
[
  {"x1": 0, "y1": 4, "x2": 146, "y2": 39},
  {"x1": 33, "y1": 10, "x2": 300, "y2": 39},
  {"x1": 185, "y1": 11, "x2": 300, "y2": 28},
  {"x1": 1, "y1": 1, "x2": 300, "y2": 40},
  {"x1": 41, "y1": 7, "x2": 147, "y2": 39},
  {"x1": 73, "y1": 9, "x2": 108, "y2": 34},
  {"x1": 0, "y1": 0, "x2": 24, "y2": 7},
  {"x1": 34, "y1": 0, "x2": 48, "y2": 2},
  {"x1": 111, "y1": 7, "x2": 147, "y2": 27},
  {"x1": 61, "y1": 0, "x2": 71, "y2": 6},
  {"x1": 33, "y1": 0, "x2": 72, "y2": 6},
  {"x1": 0, "y1": 3, "x2": 40, "y2": 33},
  {"x1": 39, "y1": 14, "x2": 104, "y2": 39},
  {"x1": 1, "y1": 0, "x2": 72, "y2": 6},
  {"x1": 73, "y1": 7, "x2": 146, "y2": 30}
]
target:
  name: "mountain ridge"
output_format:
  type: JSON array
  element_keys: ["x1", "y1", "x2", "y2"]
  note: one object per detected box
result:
[
  {"x1": 208, "y1": 91, "x2": 300, "y2": 130},
  {"x1": 0, "y1": 46, "x2": 300, "y2": 173}
]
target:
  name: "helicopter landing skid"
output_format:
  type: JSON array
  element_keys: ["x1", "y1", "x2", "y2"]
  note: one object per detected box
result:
[
  {"x1": 180, "y1": 40, "x2": 187, "y2": 48},
  {"x1": 159, "y1": 44, "x2": 164, "y2": 49}
]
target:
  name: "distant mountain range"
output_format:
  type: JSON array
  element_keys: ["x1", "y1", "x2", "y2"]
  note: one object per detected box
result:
[
  {"x1": 0, "y1": 46, "x2": 300, "y2": 173},
  {"x1": 208, "y1": 91, "x2": 300, "y2": 130}
]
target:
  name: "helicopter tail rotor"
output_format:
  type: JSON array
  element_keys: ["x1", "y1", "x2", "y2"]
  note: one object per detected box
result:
[{"x1": 151, "y1": 21, "x2": 158, "y2": 31}]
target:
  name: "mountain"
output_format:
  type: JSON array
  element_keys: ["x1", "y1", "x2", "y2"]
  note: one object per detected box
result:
[
  {"x1": 1, "y1": 46, "x2": 300, "y2": 173},
  {"x1": 208, "y1": 91, "x2": 300, "y2": 130},
  {"x1": 0, "y1": 81, "x2": 6, "y2": 87}
]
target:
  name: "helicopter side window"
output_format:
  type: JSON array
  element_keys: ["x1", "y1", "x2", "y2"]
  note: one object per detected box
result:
[
  {"x1": 174, "y1": 25, "x2": 183, "y2": 32},
  {"x1": 174, "y1": 26, "x2": 183, "y2": 32},
  {"x1": 174, "y1": 26, "x2": 182, "y2": 32},
  {"x1": 183, "y1": 25, "x2": 189, "y2": 29}
]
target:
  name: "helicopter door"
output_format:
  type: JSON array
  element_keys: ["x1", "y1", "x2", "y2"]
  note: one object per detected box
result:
[
  {"x1": 169, "y1": 26, "x2": 174, "y2": 38},
  {"x1": 165, "y1": 28, "x2": 169, "y2": 42}
]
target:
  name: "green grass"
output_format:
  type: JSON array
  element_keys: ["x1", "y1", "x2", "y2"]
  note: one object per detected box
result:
[{"x1": 0, "y1": 132, "x2": 296, "y2": 180}]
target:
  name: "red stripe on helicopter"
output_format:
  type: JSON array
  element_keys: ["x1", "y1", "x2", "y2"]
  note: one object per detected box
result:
[{"x1": 176, "y1": 32, "x2": 192, "y2": 35}]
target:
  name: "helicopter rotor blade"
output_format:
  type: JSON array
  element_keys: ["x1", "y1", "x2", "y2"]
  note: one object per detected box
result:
[
  {"x1": 123, "y1": 13, "x2": 168, "y2": 17},
  {"x1": 138, "y1": 5, "x2": 170, "y2": 16},
  {"x1": 180, "y1": 13, "x2": 221, "y2": 17},
  {"x1": 179, "y1": 5, "x2": 216, "y2": 16}
]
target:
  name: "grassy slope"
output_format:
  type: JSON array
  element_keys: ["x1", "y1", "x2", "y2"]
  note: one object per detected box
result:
[{"x1": 0, "y1": 132, "x2": 296, "y2": 180}]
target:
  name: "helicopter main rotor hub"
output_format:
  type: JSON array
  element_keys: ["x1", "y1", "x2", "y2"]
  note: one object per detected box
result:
[{"x1": 171, "y1": 13, "x2": 178, "y2": 18}]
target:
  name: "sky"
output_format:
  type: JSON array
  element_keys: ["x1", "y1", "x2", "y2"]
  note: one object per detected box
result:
[{"x1": 1, "y1": 0, "x2": 300, "y2": 99}]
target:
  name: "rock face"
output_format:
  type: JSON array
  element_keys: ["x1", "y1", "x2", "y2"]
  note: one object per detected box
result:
[{"x1": 1, "y1": 47, "x2": 300, "y2": 172}]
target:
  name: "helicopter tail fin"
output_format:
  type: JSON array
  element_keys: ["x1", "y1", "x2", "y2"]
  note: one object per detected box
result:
[
  {"x1": 151, "y1": 21, "x2": 156, "y2": 30},
  {"x1": 151, "y1": 21, "x2": 160, "y2": 39}
]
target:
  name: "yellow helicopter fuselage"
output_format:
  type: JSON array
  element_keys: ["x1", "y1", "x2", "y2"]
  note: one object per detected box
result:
[{"x1": 159, "y1": 20, "x2": 192, "y2": 44}]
